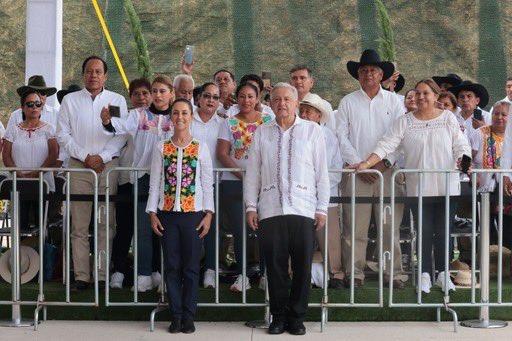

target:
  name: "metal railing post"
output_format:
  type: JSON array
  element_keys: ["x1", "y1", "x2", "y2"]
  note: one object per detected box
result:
[{"x1": 461, "y1": 192, "x2": 507, "y2": 329}]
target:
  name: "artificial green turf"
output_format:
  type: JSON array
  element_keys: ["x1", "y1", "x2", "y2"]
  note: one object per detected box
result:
[{"x1": 1, "y1": 280, "x2": 512, "y2": 322}]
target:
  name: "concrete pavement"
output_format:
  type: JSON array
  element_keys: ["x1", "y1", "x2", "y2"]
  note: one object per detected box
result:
[{"x1": 1, "y1": 321, "x2": 511, "y2": 340}]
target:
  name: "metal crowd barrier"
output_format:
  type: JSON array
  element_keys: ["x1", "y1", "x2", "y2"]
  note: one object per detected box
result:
[
  {"x1": 388, "y1": 169, "x2": 509, "y2": 332},
  {"x1": 104, "y1": 167, "x2": 384, "y2": 332},
  {"x1": 0, "y1": 168, "x2": 99, "y2": 330},
  {"x1": 3, "y1": 166, "x2": 510, "y2": 333}
]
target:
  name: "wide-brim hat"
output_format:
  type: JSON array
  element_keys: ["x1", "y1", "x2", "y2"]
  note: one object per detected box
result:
[
  {"x1": 347, "y1": 49, "x2": 395, "y2": 80},
  {"x1": 57, "y1": 84, "x2": 82, "y2": 104},
  {"x1": 0, "y1": 245, "x2": 40, "y2": 284},
  {"x1": 448, "y1": 80, "x2": 489, "y2": 108},
  {"x1": 300, "y1": 93, "x2": 331, "y2": 125},
  {"x1": 432, "y1": 73, "x2": 463, "y2": 89},
  {"x1": 16, "y1": 75, "x2": 57, "y2": 97}
]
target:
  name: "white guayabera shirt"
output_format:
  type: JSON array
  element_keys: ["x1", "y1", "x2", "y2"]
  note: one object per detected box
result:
[{"x1": 244, "y1": 116, "x2": 330, "y2": 221}]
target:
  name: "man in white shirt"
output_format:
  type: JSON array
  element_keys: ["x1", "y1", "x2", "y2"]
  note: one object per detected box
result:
[
  {"x1": 214, "y1": 69, "x2": 237, "y2": 117},
  {"x1": 490, "y1": 78, "x2": 512, "y2": 114},
  {"x1": 336, "y1": 49, "x2": 408, "y2": 288},
  {"x1": 245, "y1": 83, "x2": 329, "y2": 335},
  {"x1": 289, "y1": 65, "x2": 335, "y2": 131},
  {"x1": 449, "y1": 81, "x2": 491, "y2": 149},
  {"x1": 57, "y1": 56, "x2": 128, "y2": 290},
  {"x1": 173, "y1": 74, "x2": 194, "y2": 102}
]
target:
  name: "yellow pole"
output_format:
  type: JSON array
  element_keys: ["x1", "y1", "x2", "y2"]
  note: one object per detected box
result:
[{"x1": 91, "y1": 0, "x2": 130, "y2": 90}]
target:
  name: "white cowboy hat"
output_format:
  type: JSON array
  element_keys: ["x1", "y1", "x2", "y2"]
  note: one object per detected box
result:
[
  {"x1": 0, "y1": 245, "x2": 40, "y2": 284},
  {"x1": 300, "y1": 93, "x2": 331, "y2": 125}
]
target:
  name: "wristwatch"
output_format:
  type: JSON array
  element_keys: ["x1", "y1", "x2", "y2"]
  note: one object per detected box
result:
[{"x1": 383, "y1": 159, "x2": 392, "y2": 169}]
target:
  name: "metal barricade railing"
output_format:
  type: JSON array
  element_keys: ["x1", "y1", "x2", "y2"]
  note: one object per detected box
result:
[
  {"x1": 389, "y1": 169, "x2": 510, "y2": 332},
  {"x1": 0, "y1": 168, "x2": 99, "y2": 330},
  {"x1": 103, "y1": 167, "x2": 385, "y2": 332}
]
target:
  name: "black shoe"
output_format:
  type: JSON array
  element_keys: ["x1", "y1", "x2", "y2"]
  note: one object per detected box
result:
[
  {"x1": 168, "y1": 318, "x2": 182, "y2": 333},
  {"x1": 268, "y1": 318, "x2": 286, "y2": 335},
  {"x1": 181, "y1": 319, "x2": 195, "y2": 334},
  {"x1": 287, "y1": 321, "x2": 306, "y2": 335},
  {"x1": 329, "y1": 278, "x2": 344, "y2": 289},
  {"x1": 73, "y1": 280, "x2": 89, "y2": 291},
  {"x1": 343, "y1": 277, "x2": 364, "y2": 288}
]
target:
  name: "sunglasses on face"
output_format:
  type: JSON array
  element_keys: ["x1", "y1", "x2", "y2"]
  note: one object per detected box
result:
[
  {"x1": 25, "y1": 101, "x2": 43, "y2": 108},
  {"x1": 202, "y1": 93, "x2": 220, "y2": 101}
]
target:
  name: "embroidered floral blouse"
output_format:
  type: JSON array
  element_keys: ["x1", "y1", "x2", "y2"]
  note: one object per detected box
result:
[
  {"x1": 472, "y1": 125, "x2": 504, "y2": 192},
  {"x1": 146, "y1": 138, "x2": 214, "y2": 213},
  {"x1": 218, "y1": 113, "x2": 273, "y2": 180},
  {"x1": 106, "y1": 106, "x2": 173, "y2": 179}
]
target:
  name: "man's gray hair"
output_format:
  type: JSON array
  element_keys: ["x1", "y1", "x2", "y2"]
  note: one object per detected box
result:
[
  {"x1": 270, "y1": 82, "x2": 298, "y2": 101},
  {"x1": 173, "y1": 74, "x2": 195, "y2": 89},
  {"x1": 492, "y1": 100, "x2": 511, "y2": 114}
]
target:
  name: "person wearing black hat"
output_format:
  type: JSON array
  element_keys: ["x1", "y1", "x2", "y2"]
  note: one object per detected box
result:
[
  {"x1": 57, "y1": 84, "x2": 82, "y2": 105},
  {"x1": 7, "y1": 75, "x2": 58, "y2": 132},
  {"x1": 432, "y1": 73, "x2": 463, "y2": 90},
  {"x1": 449, "y1": 80, "x2": 491, "y2": 149},
  {"x1": 335, "y1": 49, "x2": 408, "y2": 289}
]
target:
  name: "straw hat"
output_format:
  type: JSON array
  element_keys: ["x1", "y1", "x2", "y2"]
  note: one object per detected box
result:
[
  {"x1": 453, "y1": 270, "x2": 478, "y2": 288},
  {"x1": 300, "y1": 93, "x2": 331, "y2": 125},
  {"x1": 0, "y1": 246, "x2": 40, "y2": 284}
]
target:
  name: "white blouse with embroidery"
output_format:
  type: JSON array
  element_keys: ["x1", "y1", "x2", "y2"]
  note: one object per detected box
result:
[
  {"x1": 146, "y1": 138, "x2": 214, "y2": 214},
  {"x1": 108, "y1": 107, "x2": 173, "y2": 179},
  {"x1": 372, "y1": 110, "x2": 471, "y2": 197},
  {"x1": 4, "y1": 121, "x2": 56, "y2": 192},
  {"x1": 244, "y1": 116, "x2": 330, "y2": 221}
]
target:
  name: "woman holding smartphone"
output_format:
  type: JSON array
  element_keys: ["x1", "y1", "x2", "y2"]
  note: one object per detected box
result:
[
  {"x1": 101, "y1": 75, "x2": 174, "y2": 291},
  {"x1": 147, "y1": 98, "x2": 214, "y2": 334},
  {"x1": 352, "y1": 79, "x2": 471, "y2": 294}
]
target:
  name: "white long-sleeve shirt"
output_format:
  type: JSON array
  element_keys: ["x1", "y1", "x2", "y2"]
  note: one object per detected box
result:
[
  {"x1": 323, "y1": 126, "x2": 343, "y2": 206},
  {"x1": 244, "y1": 116, "x2": 330, "y2": 220},
  {"x1": 57, "y1": 88, "x2": 128, "y2": 163},
  {"x1": 191, "y1": 109, "x2": 224, "y2": 169},
  {"x1": 107, "y1": 107, "x2": 173, "y2": 179},
  {"x1": 500, "y1": 117, "x2": 512, "y2": 179},
  {"x1": 373, "y1": 110, "x2": 471, "y2": 196},
  {"x1": 336, "y1": 87, "x2": 404, "y2": 165},
  {"x1": 146, "y1": 138, "x2": 214, "y2": 213}
]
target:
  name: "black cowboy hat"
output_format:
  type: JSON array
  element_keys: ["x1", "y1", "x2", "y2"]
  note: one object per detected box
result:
[
  {"x1": 432, "y1": 73, "x2": 462, "y2": 89},
  {"x1": 383, "y1": 74, "x2": 405, "y2": 93},
  {"x1": 16, "y1": 75, "x2": 57, "y2": 97},
  {"x1": 57, "y1": 84, "x2": 82, "y2": 104},
  {"x1": 347, "y1": 49, "x2": 395, "y2": 80},
  {"x1": 448, "y1": 80, "x2": 489, "y2": 108}
]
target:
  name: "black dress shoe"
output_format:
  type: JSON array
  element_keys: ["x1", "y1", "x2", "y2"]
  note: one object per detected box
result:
[
  {"x1": 268, "y1": 319, "x2": 286, "y2": 335},
  {"x1": 329, "y1": 278, "x2": 344, "y2": 289},
  {"x1": 287, "y1": 321, "x2": 306, "y2": 335},
  {"x1": 343, "y1": 277, "x2": 364, "y2": 288},
  {"x1": 181, "y1": 319, "x2": 195, "y2": 334},
  {"x1": 168, "y1": 318, "x2": 182, "y2": 333},
  {"x1": 73, "y1": 280, "x2": 89, "y2": 291}
]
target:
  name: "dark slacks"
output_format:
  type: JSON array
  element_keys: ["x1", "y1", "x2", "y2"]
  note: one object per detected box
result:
[
  {"x1": 159, "y1": 211, "x2": 204, "y2": 320},
  {"x1": 111, "y1": 183, "x2": 134, "y2": 274},
  {"x1": 412, "y1": 201, "x2": 457, "y2": 274},
  {"x1": 259, "y1": 214, "x2": 315, "y2": 324}
]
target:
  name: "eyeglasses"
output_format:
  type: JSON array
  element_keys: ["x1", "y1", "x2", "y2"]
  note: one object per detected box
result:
[
  {"x1": 25, "y1": 101, "x2": 43, "y2": 108},
  {"x1": 202, "y1": 93, "x2": 220, "y2": 101}
]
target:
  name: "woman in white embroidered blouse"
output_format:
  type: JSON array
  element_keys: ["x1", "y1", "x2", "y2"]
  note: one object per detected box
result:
[
  {"x1": 146, "y1": 99, "x2": 213, "y2": 333},
  {"x1": 216, "y1": 82, "x2": 272, "y2": 292},
  {"x1": 101, "y1": 75, "x2": 174, "y2": 292},
  {"x1": 2, "y1": 89, "x2": 59, "y2": 230},
  {"x1": 353, "y1": 79, "x2": 471, "y2": 294}
]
